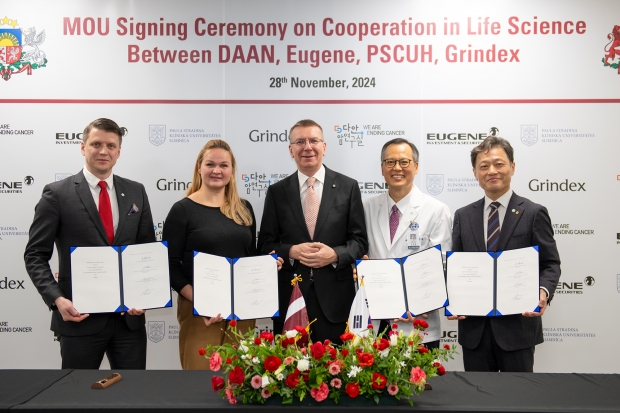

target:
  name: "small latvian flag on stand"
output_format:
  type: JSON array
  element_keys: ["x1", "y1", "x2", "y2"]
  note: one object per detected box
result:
[{"x1": 282, "y1": 274, "x2": 310, "y2": 347}]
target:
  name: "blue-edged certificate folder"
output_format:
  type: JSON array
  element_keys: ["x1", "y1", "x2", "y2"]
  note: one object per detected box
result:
[
  {"x1": 70, "y1": 241, "x2": 173, "y2": 314},
  {"x1": 445, "y1": 246, "x2": 540, "y2": 317}
]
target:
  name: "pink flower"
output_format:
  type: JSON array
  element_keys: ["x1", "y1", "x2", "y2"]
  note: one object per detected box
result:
[
  {"x1": 410, "y1": 366, "x2": 427, "y2": 386},
  {"x1": 310, "y1": 382, "x2": 329, "y2": 402},
  {"x1": 328, "y1": 362, "x2": 341, "y2": 375},
  {"x1": 209, "y1": 352, "x2": 222, "y2": 371},
  {"x1": 387, "y1": 383, "x2": 399, "y2": 396},
  {"x1": 251, "y1": 375, "x2": 262, "y2": 389},
  {"x1": 225, "y1": 388, "x2": 237, "y2": 405},
  {"x1": 284, "y1": 356, "x2": 295, "y2": 365},
  {"x1": 261, "y1": 388, "x2": 272, "y2": 399},
  {"x1": 330, "y1": 378, "x2": 342, "y2": 389}
]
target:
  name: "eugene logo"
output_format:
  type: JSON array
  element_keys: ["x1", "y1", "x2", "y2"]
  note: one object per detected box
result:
[
  {"x1": 56, "y1": 132, "x2": 83, "y2": 144},
  {"x1": 529, "y1": 179, "x2": 585, "y2": 191}
]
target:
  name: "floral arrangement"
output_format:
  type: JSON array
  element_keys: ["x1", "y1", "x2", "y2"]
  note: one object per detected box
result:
[{"x1": 202, "y1": 319, "x2": 456, "y2": 406}]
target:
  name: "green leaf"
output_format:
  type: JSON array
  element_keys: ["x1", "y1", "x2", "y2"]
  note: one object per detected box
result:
[{"x1": 374, "y1": 395, "x2": 379, "y2": 404}]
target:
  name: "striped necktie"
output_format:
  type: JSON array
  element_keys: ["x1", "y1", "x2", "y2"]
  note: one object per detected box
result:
[{"x1": 486, "y1": 201, "x2": 501, "y2": 252}]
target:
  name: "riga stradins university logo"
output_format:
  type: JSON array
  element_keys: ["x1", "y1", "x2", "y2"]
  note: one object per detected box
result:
[
  {"x1": 426, "y1": 174, "x2": 444, "y2": 196},
  {"x1": 0, "y1": 17, "x2": 47, "y2": 81},
  {"x1": 148, "y1": 321, "x2": 165, "y2": 343},
  {"x1": 603, "y1": 25, "x2": 620, "y2": 74},
  {"x1": 521, "y1": 125, "x2": 538, "y2": 146},
  {"x1": 149, "y1": 125, "x2": 166, "y2": 146}
]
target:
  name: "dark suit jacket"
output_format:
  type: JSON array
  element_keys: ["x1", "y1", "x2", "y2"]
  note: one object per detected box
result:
[
  {"x1": 451, "y1": 192, "x2": 561, "y2": 351},
  {"x1": 257, "y1": 166, "x2": 368, "y2": 324},
  {"x1": 24, "y1": 170, "x2": 155, "y2": 337}
]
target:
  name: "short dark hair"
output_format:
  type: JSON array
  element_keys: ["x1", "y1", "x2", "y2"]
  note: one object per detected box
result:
[
  {"x1": 470, "y1": 136, "x2": 514, "y2": 168},
  {"x1": 380, "y1": 138, "x2": 419, "y2": 163},
  {"x1": 289, "y1": 119, "x2": 323, "y2": 140},
  {"x1": 83, "y1": 118, "x2": 125, "y2": 145}
]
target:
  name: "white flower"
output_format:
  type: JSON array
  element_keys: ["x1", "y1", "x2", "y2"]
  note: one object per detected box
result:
[
  {"x1": 261, "y1": 375, "x2": 270, "y2": 388},
  {"x1": 239, "y1": 344, "x2": 249, "y2": 353},
  {"x1": 297, "y1": 359, "x2": 310, "y2": 372},
  {"x1": 379, "y1": 348, "x2": 390, "y2": 358},
  {"x1": 403, "y1": 349, "x2": 411, "y2": 358},
  {"x1": 353, "y1": 335, "x2": 361, "y2": 346},
  {"x1": 285, "y1": 330, "x2": 298, "y2": 339},
  {"x1": 241, "y1": 355, "x2": 248, "y2": 360},
  {"x1": 276, "y1": 373, "x2": 284, "y2": 381},
  {"x1": 390, "y1": 334, "x2": 398, "y2": 347},
  {"x1": 347, "y1": 366, "x2": 362, "y2": 378},
  {"x1": 252, "y1": 356, "x2": 259, "y2": 364},
  {"x1": 274, "y1": 365, "x2": 285, "y2": 375}
]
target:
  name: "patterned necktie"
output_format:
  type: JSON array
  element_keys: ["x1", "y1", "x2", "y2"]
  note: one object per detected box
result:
[
  {"x1": 389, "y1": 204, "x2": 399, "y2": 243},
  {"x1": 304, "y1": 177, "x2": 319, "y2": 239},
  {"x1": 487, "y1": 201, "x2": 501, "y2": 252},
  {"x1": 98, "y1": 181, "x2": 114, "y2": 244}
]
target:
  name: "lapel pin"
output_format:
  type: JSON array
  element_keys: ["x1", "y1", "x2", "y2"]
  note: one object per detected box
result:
[
  {"x1": 332, "y1": 184, "x2": 336, "y2": 188},
  {"x1": 121, "y1": 193, "x2": 125, "y2": 196},
  {"x1": 511, "y1": 209, "x2": 515, "y2": 212},
  {"x1": 516, "y1": 211, "x2": 519, "y2": 214}
]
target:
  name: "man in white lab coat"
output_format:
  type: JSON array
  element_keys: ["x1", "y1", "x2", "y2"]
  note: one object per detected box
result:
[{"x1": 363, "y1": 138, "x2": 452, "y2": 348}]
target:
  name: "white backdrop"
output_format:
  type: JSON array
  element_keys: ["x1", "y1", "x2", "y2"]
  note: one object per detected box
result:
[{"x1": 1, "y1": 0, "x2": 619, "y2": 373}]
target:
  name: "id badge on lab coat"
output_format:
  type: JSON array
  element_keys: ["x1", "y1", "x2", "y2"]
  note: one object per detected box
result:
[{"x1": 407, "y1": 221, "x2": 420, "y2": 250}]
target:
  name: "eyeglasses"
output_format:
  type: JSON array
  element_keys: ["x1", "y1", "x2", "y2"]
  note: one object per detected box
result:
[
  {"x1": 291, "y1": 138, "x2": 324, "y2": 147},
  {"x1": 382, "y1": 159, "x2": 413, "y2": 168}
]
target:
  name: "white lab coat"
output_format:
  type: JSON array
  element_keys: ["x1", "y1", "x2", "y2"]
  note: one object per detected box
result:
[{"x1": 363, "y1": 185, "x2": 452, "y2": 342}]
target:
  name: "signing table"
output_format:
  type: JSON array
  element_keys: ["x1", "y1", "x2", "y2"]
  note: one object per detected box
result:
[{"x1": 1, "y1": 370, "x2": 619, "y2": 412}]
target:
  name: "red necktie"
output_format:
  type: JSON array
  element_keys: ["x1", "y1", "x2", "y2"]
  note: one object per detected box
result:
[{"x1": 98, "y1": 181, "x2": 114, "y2": 244}]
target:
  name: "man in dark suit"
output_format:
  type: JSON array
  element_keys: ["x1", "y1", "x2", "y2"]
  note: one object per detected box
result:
[
  {"x1": 24, "y1": 118, "x2": 155, "y2": 369},
  {"x1": 449, "y1": 136, "x2": 561, "y2": 372},
  {"x1": 258, "y1": 119, "x2": 367, "y2": 344}
]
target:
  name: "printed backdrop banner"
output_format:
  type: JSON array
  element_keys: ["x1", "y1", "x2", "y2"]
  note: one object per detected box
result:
[{"x1": 1, "y1": 0, "x2": 619, "y2": 373}]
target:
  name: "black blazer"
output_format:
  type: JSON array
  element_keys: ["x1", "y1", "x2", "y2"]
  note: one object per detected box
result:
[
  {"x1": 24, "y1": 171, "x2": 155, "y2": 336},
  {"x1": 451, "y1": 192, "x2": 561, "y2": 351},
  {"x1": 257, "y1": 166, "x2": 368, "y2": 324}
]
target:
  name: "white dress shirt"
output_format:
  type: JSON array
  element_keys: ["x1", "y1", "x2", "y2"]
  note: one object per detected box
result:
[{"x1": 82, "y1": 167, "x2": 119, "y2": 235}]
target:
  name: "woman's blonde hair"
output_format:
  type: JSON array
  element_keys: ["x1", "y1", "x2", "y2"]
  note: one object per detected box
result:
[{"x1": 186, "y1": 140, "x2": 253, "y2": 226}]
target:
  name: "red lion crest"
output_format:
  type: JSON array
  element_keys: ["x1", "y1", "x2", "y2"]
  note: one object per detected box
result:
[{"x1": 603, "y1": 25, "x2": 620, "y2": 70}]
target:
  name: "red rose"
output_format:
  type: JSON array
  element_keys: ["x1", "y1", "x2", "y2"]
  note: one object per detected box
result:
[
  {"x1": 326, "y1": 345, "x2": 337, "y2": 359},
  {"x1": 341, "y1": 349, "x2": 349, "y2": 357},
  {"x1": 324, "y1": 339, "x2": 331, "y2": 345},
  {"x1": 373, "y1": 338, "x2": 390, "y2": 351},
  {"x1": 259, "y1": 331, "x2": 275, "y2": 343},
  {"x1": 211, "y1": 376, "x2": 225, "y2": 391},
  {"x1": 310, "y1": 342, "x2": 326, "y2": 359},
  {"x1": 437, "y1": 365, "x2": 446, "y2": 376},
  {"x1": 444, "y1": 344, "x2": 451, "y2": 350},
  {"x1": 392, "y1": 323, "x2": 399, "y2": 330},
  {"x1": 371, "y1": 372, "x2": 387, "y2": 390},
  {"x1": 294, "y1": 325, "x2": 308, "y2": 336},
  {"x1": 345, "y1": 382, "x2": 360, "y2": 398},
  {"x1": 198, "y1": 348, "x2": 206, "y2": 356},
  {"x1": 281, "y1": 337, "x2": 295, "y2": 348},
  {"x1": 358, "y1": 352, "x2": 374, "y2": 367},
  {"x1": 340, "y1": 332, "x2": 354, "y2": 341},
  {"x1": 367, "y1": 323, "x2": 374, "y2": 329},
  {"x1": 418, "y1": 346, "x2": 429, "y2": 354},
  {"x1": 254, "y1": 337, "x2": 262, "y2": 345},
  {"x1": 413, "y1": 319, "x2": 429, "y2": 330},
  {"x1": 228, "y1": 366, "x2": 245, "y2": 386},
  {"x1": 408, "y1": 340, "x2": 414, "y2": 345},
  {"x1": 226, "y1": 358, "x2": 232, "y2": 364},
  {"x1": 264, "y1": 355, "x2": 282, "y2": 373},
  {"x1": 285, "y1": 369, "x2": 301, "y2": 389},
  {"x1": 229, "y1": 320, "x2": 237, "y2": 327}
]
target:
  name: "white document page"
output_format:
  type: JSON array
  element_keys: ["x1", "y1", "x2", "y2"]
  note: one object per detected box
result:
[
  {"x1": 121, "y1": 242, "x2": 171, "y2": 311},
  {"x1": 356, "y1": 259, "x2": 407, "y2": 320},
  {"x1": 403, "y1": 247, "x2": 448, "y2": 316},
  {"x1": 70, "y1": 246, "x2": 121, "y2": 314},
  {"x1": 193, "y1": 252, "x2": 232, "y2": 318},
  {"x1": 233, "y1": 255, "x2": 279, "y2": 320},
  {"x1": 496, "y1": 247, "x2": 540, "y2": 315},
  {"x1": 446, "y1": 252, "x2": 494, "y2": 316}
]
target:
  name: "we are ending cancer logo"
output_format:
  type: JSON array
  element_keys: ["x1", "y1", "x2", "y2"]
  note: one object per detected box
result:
[{"x1": 0, "y1": 16, "x2": 47, "y2": 81}]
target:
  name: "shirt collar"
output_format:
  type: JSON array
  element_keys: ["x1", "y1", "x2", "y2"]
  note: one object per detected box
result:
[
  {"x1": 83, "y1": 166, "x2": 114, "y2": 190},
  {"x1": 484, "y1": 189, "x2": 513, "y2": 211},
  {"x1": 387, "y1": 185, "x2": 414, "y2": 214},
  {"x1": 297, "y1": 164, "x2": 326, "y2": 189}
]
